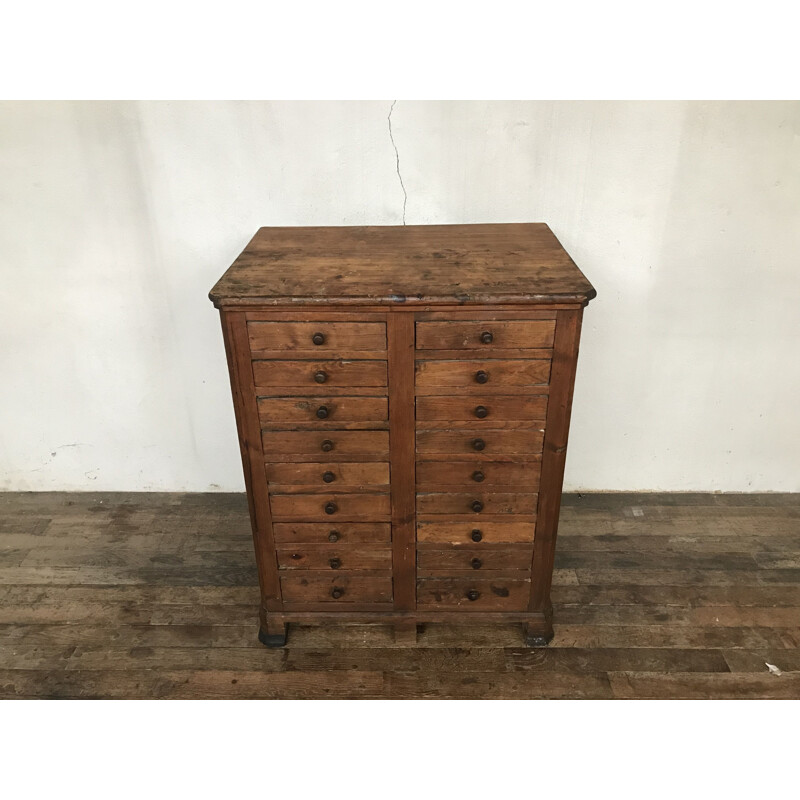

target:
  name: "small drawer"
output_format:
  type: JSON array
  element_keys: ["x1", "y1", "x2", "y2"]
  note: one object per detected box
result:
[
  {"x1": 417, "y1": 521, "x2": 536, "y2": 545},
  {"x1": 248, "y1": 321, "x2": 386, "y2": 352},
  {"x1": 416, "y1": 577, "x2": 530, "y2": 610},
  {"x1": 416, "y1": 492, "x2": 538, "y2": 516},
  {"x1": 416, "y1": 395, "x2": 547, "y2": 422},
  {"x1": 416, "y1": 429, "x2": 543, "y2": 456},
  {"x1": 417, "y1": 546, "x2": 533, "y2": 572},
  {"x1": 416, "y1": 460, "x2": 541, "y2": 487},
  {"x1": 270, "y1": 493, "x2": 391, "y2": 521},
  {"x1": 273, "y1": 522, "x2": 391, "y2": 544},
  {"x1": 261, "y1": 430, "x2": 390, "y2": 458},
  {"x1": 252, "y1": 360, "x2": 388, "y2": 389},
  {"x1": 416, "y1": 320, "x2": 555, "y2": 350},
  {"x1": 258, "y1": 396, "x2": 388, "y2": 428},
  {"x1": 281, "y1": 573, "x2": 393, "y2": 603},
  {"x1": 277, "y1": 546, "x2": 392, "y2": 570},
  {"x1": 415, "y1": 359, "x2": 550, "y2": 391},
  {"x1": 266, "y1": 461, "x2": 390, "y2": 489}
]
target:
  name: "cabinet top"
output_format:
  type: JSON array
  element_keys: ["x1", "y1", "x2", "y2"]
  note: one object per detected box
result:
[{"x1": 209, "y1": 223, "x2": 595, "y2": 308}]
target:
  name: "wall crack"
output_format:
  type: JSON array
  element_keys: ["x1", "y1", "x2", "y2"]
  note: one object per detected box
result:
[{"x1": 388, "y1": 100, "x2": 407, "y2": 225}]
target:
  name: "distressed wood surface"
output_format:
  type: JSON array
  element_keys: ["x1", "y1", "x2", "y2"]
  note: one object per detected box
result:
[{"x1": 0, "y1": 492, "x2": 798, "y2": 698}]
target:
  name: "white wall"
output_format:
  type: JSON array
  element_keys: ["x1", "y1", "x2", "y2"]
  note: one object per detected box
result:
[{"x1": 1, "y1": 101, "x2": 798, "y2": 492}]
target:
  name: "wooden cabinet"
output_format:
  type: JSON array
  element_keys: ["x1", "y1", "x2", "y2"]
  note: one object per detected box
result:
[{"x1": 209, "y1": 223, "x2": 596, "y2": 646}]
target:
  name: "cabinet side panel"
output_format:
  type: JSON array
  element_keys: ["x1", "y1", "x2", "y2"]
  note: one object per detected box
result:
[
  {"x1": 221, "y1": 310, "x2": 282, "y2": 610},
  {"x1": 529, "y1": 308, "x2": 584, "y2": 613},
  {"x1": 388, "y1": 312, "x2": 417, "y2": 610}
]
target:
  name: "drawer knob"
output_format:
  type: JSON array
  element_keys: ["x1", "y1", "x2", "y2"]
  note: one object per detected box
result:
[
  {"x1": 314, "y1": 370, "x2": 328, "y2": 384},
  {"x1": 324, "y1": 501, "x2": 338, "y2": 515},
  {"x1": 331, "y1": 587, "x2": 344, "y2": 599},
  {"x1": 328, "y1": 530, "x2": 340, "y2": 542},
  {"x1": 471, "y1": 557, "x2": 482, "y2": 570},
  {"x1": 474, "y1": 405, "x2": 488, "y2": 419},
  {"x1": 471, "y1": 500, "x2": 484, "y2": 513},
  {"x1": 322, "y1": 471, "x2": 336, "y2": 483},
  {"x1": 472, "y1": 438, "x2": 486, "y2": 452},
  {"x1": 472, "y1": 470, "x2": 485, "y2": 483},
  {"x1": 316, "y1": 405, "x2": 329, "y2": 419},
  {"x1": 471, "y1": 529, "x2": 483, "y2": 542},
  {"x1": 312, "y1": 332, "x2": 326, "y2": 346},
  {"x1": 329, "y1": 557, "x2": 341, "y2": 570},
  {"x1": 466, "y1": 589, "x2": 480, "y2": 601},
  {"x1": 321, "y1": 439, "x2": 334, "y2": 452},
  {"x1": 475, "y1": 370, "x2": 489, "y2": 384},
  {"x1": 480, "y1": 331, "x2": 493, "y2": 344}
]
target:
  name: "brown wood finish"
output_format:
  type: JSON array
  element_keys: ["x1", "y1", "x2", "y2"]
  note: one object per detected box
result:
[
  {"x1": 277, "y1": 546, "x2": 392, "y2": 570},
  {"x1": 252, "y1": 359, "x2": 387, "y2": 388},
  {"x1": 247, "y1": 321, "x2": 386, "y2": 351},
  {"x1": 416, "y1": 429, "x2": 544, "y2": 456},
  {"x1": 416, "y1": 492, "x2": 538, "y2": 515},
  {"x1": 273, "y1": 522, "x2": 391, "y2": 544},
  {"x1": 415, "y1": 359, "x2": 551, "y2": 390},
  {"x1": 417, "y1": 520, "x2": 537, "y2": 544},
  {"x1": 416, "y1": 460, "x2": 541, "y2": 487},
  {"x1": 261, "y1": 430, "x2": 390, "y2": 458},
  {"x1": 418, "y1": 547, "x2": 534, "y2": 571},
  {"x1": 280, "y1": 573, "x2": 393, "y2": 603},
  {"x1": 266, "y1": 462, "x2": 390, "y2": 488},
  {"x1": 270, "y1": 493, "x2": 391, "y2": 520},
  {"x1": 416, "y1": 578, "x2": 531, "y2": 610},
  {"x1": 416, "y1": 319, "x2": 556, "y2": 350},
  {"x1": 416, "y1": 395, "x2": 548, "y2": 422},
  {"x1": 258, "y1": 396, "x2": 388, "y2": 427}
]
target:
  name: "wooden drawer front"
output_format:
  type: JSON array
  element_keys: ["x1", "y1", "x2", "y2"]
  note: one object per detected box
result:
[
  {"x1": 277, "y1": 546, "x2": 392, "y2": 570},
  {"x1": 270, "y1": 493, "x2": 390, "y2": 521},
  {"x1": 416, "y1": 320, "x2": 555, "y2": 350},
  {"x1": 415, "y1": 360, "x2": 550, "y2": 391},
  {"x1": 273, "y1": 522, "x2": 391, "y2": 544},
  {"x1": 416, "y1": 395, "x2": 547, "y2": 422},
  {"x1": 258, "y1": 396, "x2": 388, "y2": 428},
  {"x1": 248, "y1": 321, "x2": 386, "y2": 352},
  {"x1": 418, "y1": 546, "x2": 533, "y2": 572},
  {"x1": 416, "y1": 429, "x2": 543, "y2": 456},
  {"x1": 281, "y1": 573, "x2": 393, "y2": 603},
  {"x1": 252, "y1": 360, "x2": 387, "y2": 388},
  {"x1": 267, "y1": 462, "x2": 390, "y2": 490},
  {"x1": 416, "y1": 460, "x2": 541, "y2": 488},
  {"x1": 417, "y1": 578, "x2": 530, "y2": 610},
  {"x1": 418, "y1": 521, "x2": 536, "y2": 545},
  {"x1": 417, "y1": 492, "x2": 538, "y2": 516},
  {"x1": 262, "y1": 430, "x2": 389, "y2": 458}
]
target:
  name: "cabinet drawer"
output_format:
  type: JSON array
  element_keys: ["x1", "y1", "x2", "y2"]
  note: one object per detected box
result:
[
  {"x1": 415, "y1": 359, "x2": 550, "y2": 391},
  {"x1": 416, "y1": 578, "x2": 530, "y2": 610},
  {"x1": 417, "y1": 521, "x2": 536, "y2": 544},
  {"x1": 281, "y1": 573, "x2": 393, "y2": 603},
  {"x1": 277, "y1": 546, "x2": 392, "y2": 570},
  {"x1": 248, "y1": 321, "x2": 386, "y2": 352},
  {"x1": 416, "y1": 429, "x2": 543, "y2": 456},
  {"x1": 416, "y1": 460, "x2": 541, "y2": 488},
  {"x1": 258, "y1": 396, "x2": 388, "y2": 428},
  {"x1": 418, "y1": 546, "x2": 533, "y2": 572},
  {"x1": 266, "y1": 462, "x2": 390, "y2": 489},
  {"x1": 416, "y1": 395, "x2": 547, "y2": 422},
  {"x1": 262, "y1": 430, "x2": 390, "y2": 458},
  {"x1": 416, "y1": 492, "x2": 538, "y2": 516},
  {"x1": 273, "y1": 522, "x2": 391, "y2": 544},
  {"x1": 416, "y1": 320, "x2": 555, "y2": 350},
  {"x1": 253, "y1": 360, "x2": 387, "y2": 388},
  {"x1": 270, "y1": 493, "x2": 390, "y2": 521}
]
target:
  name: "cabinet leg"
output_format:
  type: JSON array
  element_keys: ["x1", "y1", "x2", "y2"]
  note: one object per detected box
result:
[
  {"x1": 394, "y1": 621, "x2": 418, "y2": 645},
  {"x1": 258, "y1": 616, "x2": 287, "y2": 648},
  {"x1": 524, "y1": 608, "x2": 554, "y2": 647}
]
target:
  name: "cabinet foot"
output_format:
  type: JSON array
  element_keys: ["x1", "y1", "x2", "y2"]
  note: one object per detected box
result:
[
  {"x1": 258, "y1": 624, "x2": 287, "y2": 648},
  {"x1": 524, "y1": 620, "x2": 554, "y2": 647}
]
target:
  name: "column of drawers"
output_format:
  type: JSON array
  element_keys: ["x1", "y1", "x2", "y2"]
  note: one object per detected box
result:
[
  {"x1": 247, "y1": 318, "x2": 394, "y2": 607},
  {"x1": 413, "y1": 315, "x2": 556, "y2": 611}
]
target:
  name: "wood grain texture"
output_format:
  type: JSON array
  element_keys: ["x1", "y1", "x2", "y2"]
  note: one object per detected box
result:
[
  {"x1": 416, "y1": 460, "x2": 541, "y2": 487},
  {"x1": 416, "y1": 319, "x2": 556, "y2": 349},
  {"x1": 415, "y1": 359, "x2": 551, "y2": 390},
  {"x1": 276, "y1": 546, "x2": 391, "y2": 570},
  {"x1": 258, "y1": 396, "x2": 388, "y2": 427},
  {"x1": 416, "y1": 395, "x2": 547, "y2": 422},
  {"x1": 247, "y1": 321, "x2": 386, "y2": 351},
  {"x1": 252, "y1": 359, "x2": 387, "y2": 388},
  {"x1": 416, "y1": 429, "x2": 544, "y2": 456}
]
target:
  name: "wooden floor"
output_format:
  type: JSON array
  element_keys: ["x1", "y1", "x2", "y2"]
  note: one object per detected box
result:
[{"x1": 0, "y1": 492, "x2": 798, "y2": 699}]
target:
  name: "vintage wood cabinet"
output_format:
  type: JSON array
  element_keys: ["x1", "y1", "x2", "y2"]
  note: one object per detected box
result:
[{"x1": 209, "y1": 223, "x2": 596, "y2": 646}]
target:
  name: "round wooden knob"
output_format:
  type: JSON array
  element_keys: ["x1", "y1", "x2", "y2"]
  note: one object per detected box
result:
[
  {"x1": 466, "y1": 589, "x2": 480, "y2": 601},
  {"x1": 471, "y1": 557, "x2": 482, "y2": 570},
  {"x1": 474, "y1": 405, "x2": 488, "y2": 419},
  {"x1": 314, "y1": 370, "x2": 328, "y2": 384},
  {"x1": 312, "y1": 332, "x2": 326, "y2": 345},
  {"x1": 316, "y1": 405, "x2": 329, "y2": 419},
  {"x1": 472, "y1": 470, "x2": 485, "y2": 482},
  {"x1": 471, "y1": 529, "x2": 483, "y2": 542},
  {"x1": 472, "y1": 438, "x2": 486, "y2": 451},
  {"x1": 321, "y1": 439, "x2": 334, "y2": 452},
  {"x1": 475, "y1": 370, "x2": 489, "y2": 384},
  {"x1": 328, "y1": 530, "x2": 340, "y2": 542},
  {"x1": 471, "y1": 500, "x2": 484, "y2": 513},
  {"x1": 322, "y1": 471, "x2": 336, "y2": 483},
  {"x1": 329, "y1": 557, "x2": 341, "y2": 570},
  {"x1": 331, "y1": 587, "x2": 344, "y2": 599},
  {"x1": 480, "y1": 331, "x2": 493, "y2": 344},
  {"x1": 324, "y1": 501, "x2": 338, "y2": 515}
]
